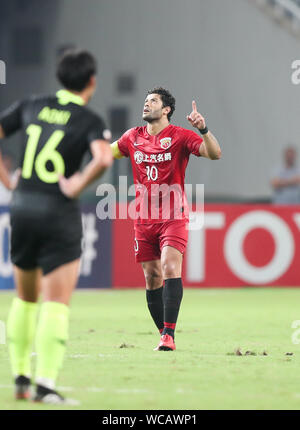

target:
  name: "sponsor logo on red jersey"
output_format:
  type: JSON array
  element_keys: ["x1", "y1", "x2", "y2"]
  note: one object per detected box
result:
[
  {"x1": 134, "y1": 151, "x2": 144, "y2": 164},
  {"x1": 134, "y1": 151, "x2": 172, "y2": 164}
]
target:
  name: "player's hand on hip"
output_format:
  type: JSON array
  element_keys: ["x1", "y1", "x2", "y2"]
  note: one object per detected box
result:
[
  {"x1": 58, "y1": 172, "x2": 82, "y2": 199},
  {"x1": 186, "y1": 100, "x2": 206, "y2": 130}
]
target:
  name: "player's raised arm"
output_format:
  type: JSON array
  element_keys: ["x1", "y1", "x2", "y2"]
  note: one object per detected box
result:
[
  {"x1": 187, "y1": 101, "x2": 221, "y2": 160},
  {"x1": 59, "y1": 139, "x2": 113, "y2": 199}
]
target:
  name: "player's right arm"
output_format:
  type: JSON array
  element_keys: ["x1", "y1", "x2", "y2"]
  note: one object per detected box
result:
[
  {"x1": 59, "y1": 115, "x2": 114, "y2": 199},
  {"x1": 0, "y1": 101, "x2": 23, "y2": 190},
  {"x1": 59, "y1": 139, "x2": 113, "y2": 199},
  {"x1": 0, "y1": 125, "x2": 5, "y2": 139},
  {"x1": 0, "y1": 145, "x2": 16, "y2": 190}
]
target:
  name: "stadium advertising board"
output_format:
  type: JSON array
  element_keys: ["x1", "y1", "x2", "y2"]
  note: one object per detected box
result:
[
  {"x1": 0, "y1": 206, "x2": 112, "y2": 289},
  {"x1": 113, "y1": 205, "x2": 300, "y2": 287},
  {"x1": 1, "y1": 204, "x2": 300, "y2": 289}
]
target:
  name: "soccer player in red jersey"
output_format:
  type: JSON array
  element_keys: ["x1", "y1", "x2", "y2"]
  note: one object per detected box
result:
[{"x1": 111, "y1": 87, "x2": 221, "y2": 351}]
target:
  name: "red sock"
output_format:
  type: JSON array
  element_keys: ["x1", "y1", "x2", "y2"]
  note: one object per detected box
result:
[{"x1": 162, "y1": 322, "x2": 176, "y2": 338}]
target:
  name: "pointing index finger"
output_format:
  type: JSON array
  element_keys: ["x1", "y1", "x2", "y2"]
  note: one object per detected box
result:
[{"x1": 192, "y1": 100, "x2": 197, "y2": 112}]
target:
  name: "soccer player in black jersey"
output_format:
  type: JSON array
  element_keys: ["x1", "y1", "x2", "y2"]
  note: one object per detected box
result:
[{"x1": 0, "y1": 50, "x2": 113, "y2": 405}]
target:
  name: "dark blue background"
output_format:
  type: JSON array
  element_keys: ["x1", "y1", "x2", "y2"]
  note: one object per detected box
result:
[{"x1": 0, "y1": 205, "x2": 112, "y2": 290}]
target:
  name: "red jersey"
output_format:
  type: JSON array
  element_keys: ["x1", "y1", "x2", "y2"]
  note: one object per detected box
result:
[{"x1": 117, "y1": 124, "x2": 203, "y2": 224}]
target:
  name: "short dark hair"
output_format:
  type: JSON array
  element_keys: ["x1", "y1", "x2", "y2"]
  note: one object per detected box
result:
[
  {"x1": 56, "y1": 49, "x2": 97, "y2": 92},
  {"x1": 147, "y1": 87, "x2": 175, "y2": 121}
]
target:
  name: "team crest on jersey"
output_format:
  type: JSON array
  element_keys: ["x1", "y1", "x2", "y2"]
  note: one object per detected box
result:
[
  {"x1": 160, "y1": 137, "x2": 172, "y2": 150},
  {"x1": 134, "y1": 150, "x2": 144, "y2": 164}
]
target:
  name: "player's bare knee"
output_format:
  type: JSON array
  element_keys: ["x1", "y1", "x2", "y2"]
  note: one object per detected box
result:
[
  {"x1": 144, "y1": 269, "x2": 162, "y2": 290},
  {"x1": 161, "y1": 260, "x2": 180, "y2": 279}
]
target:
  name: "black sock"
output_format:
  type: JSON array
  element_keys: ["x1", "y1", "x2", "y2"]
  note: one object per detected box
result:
[
  {"x1": 162, "y1": 278, "x2": 183, "y2": 338},
  {"x1": 146, "y1": 286, "x2": 164, "y2": 333}
]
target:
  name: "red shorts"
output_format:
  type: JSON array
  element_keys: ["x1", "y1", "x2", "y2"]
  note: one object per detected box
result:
[{"x1": 134, "y1": 219, "x2": 189, "y2": 263}]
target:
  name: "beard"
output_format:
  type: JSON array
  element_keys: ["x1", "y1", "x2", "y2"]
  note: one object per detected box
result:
[{"x1": 142, "y1": 110, "x2": 162, "y2": 123}]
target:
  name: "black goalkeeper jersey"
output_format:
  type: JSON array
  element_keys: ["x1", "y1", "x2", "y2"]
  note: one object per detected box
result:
[{"x1": 0, "y1": 89, "x2": 109, "y2": 200}]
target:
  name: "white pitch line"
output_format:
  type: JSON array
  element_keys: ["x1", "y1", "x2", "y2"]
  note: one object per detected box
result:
[
  {"x1": 98, "y1": 353, "x2": 114, "y2": 358},
  {"x1": 176, "y1": 388, "x2": 194, "y2": 394},
  {"x1": 0, "y1": 384, "x2": 74, "y2": 392},
  {"x1": 68, "y1": 354, "x2": 90, "y2": 358},
  {"x1": 86, "y1": 387, "x2": 105, "y2": 393},
  {"x1": 57, "y1": 386, "x2": 74, "y2": 392},
  {"x1": 0, "y1": 384, "x2": 151, "y2": 395},
  {"x1": 115, "y1": 388, "x2": 150, "y2": 394}
]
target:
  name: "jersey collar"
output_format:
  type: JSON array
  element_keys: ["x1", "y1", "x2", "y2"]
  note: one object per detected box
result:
[
  {"x1": 145, "y1": 123, "x2": 172, "y2": 138},
  {"x1": 56, "y1": 89, "x2": 85, "y2": 106}
]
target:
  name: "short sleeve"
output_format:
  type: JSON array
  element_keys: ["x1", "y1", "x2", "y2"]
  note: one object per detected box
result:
[
  {"x1": 184, "y1": 129, "x2": 203, "y2": 157},
  {"x1": 0, "y1": 101, "x2": 24, "y2": 137},
  {"x1": 87, "y1": 116, "x2": 112, "y2": 144},
  {"x1": 117, "y1": 128, "x2": 135, "y2": 158}
]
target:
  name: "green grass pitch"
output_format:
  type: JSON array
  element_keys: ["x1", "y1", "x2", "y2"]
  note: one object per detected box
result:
[{"x1": 0, "y1": 288, "x2": 300, "y2": 410}]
